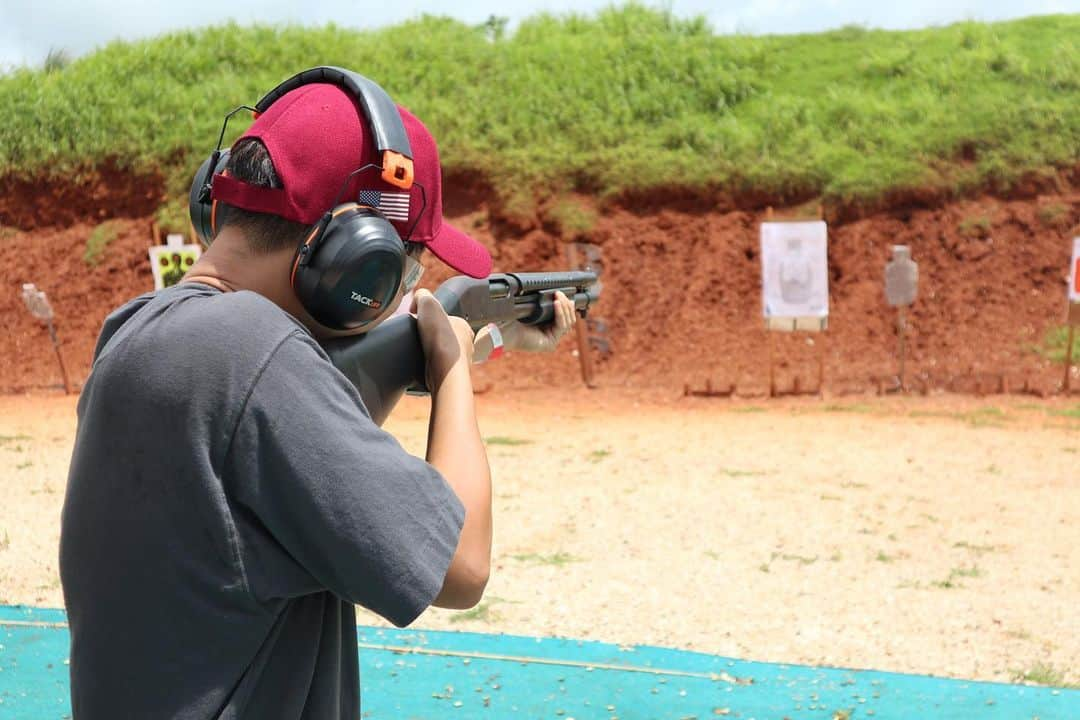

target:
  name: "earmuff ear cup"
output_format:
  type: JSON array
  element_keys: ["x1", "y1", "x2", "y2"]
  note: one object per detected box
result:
[
  {"x1": 293, "y1": 208, "x2": 406, "y2": 331},
  {"x1": 188, "y1": 150, "x2": 231, "y2": 246}
]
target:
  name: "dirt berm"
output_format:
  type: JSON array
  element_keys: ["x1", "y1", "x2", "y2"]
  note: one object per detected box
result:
[{"x1": 1, "y1": 178, "x2": 1078, "y2": 396}]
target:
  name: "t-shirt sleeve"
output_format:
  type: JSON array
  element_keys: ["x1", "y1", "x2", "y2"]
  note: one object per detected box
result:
[{"x1": 226, "y1": 330, "x2": 464, "y2": 627}]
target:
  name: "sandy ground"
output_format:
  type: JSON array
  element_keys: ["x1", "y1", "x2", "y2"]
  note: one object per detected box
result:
[{"x1": 1, "y1": 390, "x2": 1077, "y2": 686}]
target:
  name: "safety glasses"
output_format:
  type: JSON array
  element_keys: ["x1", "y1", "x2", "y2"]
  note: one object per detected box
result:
[{"x1": 402, "y1": 243, "x2": 426, "y2": 293}]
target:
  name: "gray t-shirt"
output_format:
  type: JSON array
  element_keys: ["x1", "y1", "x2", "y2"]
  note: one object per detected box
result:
[{"x1": 60, "y1": 282, "x2": 465, "y2": 719}]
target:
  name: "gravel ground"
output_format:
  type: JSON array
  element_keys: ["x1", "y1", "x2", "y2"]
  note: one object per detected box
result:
[{"x1": 1, "y1": 390, "x2": 1077, "y2": 686}]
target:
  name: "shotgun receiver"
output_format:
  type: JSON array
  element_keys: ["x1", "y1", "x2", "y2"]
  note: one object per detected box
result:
[{"x1": 323, "y1": 271, "x2": 601, "y2": 425}]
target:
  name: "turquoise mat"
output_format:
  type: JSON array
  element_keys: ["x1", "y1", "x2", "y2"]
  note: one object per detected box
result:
[{"x1": 1, "y1": 605, "x2": 1076, "y2": 719}]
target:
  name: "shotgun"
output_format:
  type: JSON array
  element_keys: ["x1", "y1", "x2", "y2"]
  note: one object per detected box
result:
[{"x1": 323, "y1": 271, "x2": 601, "y2": 425}]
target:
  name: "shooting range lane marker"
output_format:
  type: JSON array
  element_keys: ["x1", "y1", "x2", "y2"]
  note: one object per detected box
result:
[
  {"x1": 355, "y1": 642, "x2": 735, "y2": 681},
  {"x1": 0, "y1": 617, "x2": 726, "y2": 681},
  {"x1": 0, "y1": 619, "x2": 69, "y2": 629}
]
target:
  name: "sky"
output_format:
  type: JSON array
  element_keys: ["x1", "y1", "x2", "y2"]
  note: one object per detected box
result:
[{"x1": 1, "y1": 0, "x2": 1077, "y2": 70}]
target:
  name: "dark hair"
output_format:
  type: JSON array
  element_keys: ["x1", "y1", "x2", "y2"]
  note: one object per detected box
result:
[{"x1": 218, "y1": 139, "x2": 310, "y2": 254}]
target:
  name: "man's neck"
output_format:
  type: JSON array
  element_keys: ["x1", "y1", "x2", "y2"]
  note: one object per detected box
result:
[
  {"x1": 183, "y1": 228, "x2": 306, "y2": 321},
  {"x1": 185, "y1": 227, "x2": 388, "y2": 341}
]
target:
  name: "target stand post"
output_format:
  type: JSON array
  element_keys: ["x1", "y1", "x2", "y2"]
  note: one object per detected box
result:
[
  {"x1": 565, "y1": 242, "x2": 606, "y2": 389},
  {"x1": 1066, "y1": 237, "x2": 1080, "y2": 394},
  {"x1": 897, "y1": 306, "x2": 907, "y2": 390},
  {"x1": 45, "y1": 318, "x2": 72, "y2": 395},
  {"x1": 573, "y1": 315, "x2": 596, "y2": 388},
  {"x1": 1065, "y1": 304, "x2": 1078, "y2": 395}
]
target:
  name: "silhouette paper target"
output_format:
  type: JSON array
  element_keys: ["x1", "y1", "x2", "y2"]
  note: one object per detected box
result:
[{"x1": 761, "y1": 221, "x2": 828, "y2": 320}]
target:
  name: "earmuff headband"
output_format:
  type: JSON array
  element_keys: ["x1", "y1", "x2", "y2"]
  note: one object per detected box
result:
[
  {"x1": 190, "y1": 67, "x2": 416, "y2": 332},
  {"x1": 255, "y1": 66, "x2": 414, "y2": 189}
]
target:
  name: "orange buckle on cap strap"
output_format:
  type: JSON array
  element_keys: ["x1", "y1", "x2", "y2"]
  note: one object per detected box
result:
[{"x1": 381, "y1": 150, "x2": 414, "y2": 189}]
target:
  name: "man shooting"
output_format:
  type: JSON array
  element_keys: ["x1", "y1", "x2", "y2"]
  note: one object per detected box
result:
[{"x1": 59, "y1": 69, "x2": 576, "y2": 719}]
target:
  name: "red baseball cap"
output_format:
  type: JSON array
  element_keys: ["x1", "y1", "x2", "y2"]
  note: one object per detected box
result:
[{"x1": 211, "y1": 83, "x2": 492, "y2": 278}]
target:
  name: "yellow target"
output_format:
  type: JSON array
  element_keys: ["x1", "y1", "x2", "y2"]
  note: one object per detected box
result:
[{"x1": 149, "y1": 242, "x2": 202, "y2": 291}]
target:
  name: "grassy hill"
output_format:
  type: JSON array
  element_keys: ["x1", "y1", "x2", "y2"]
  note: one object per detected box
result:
[{"x1": 0, "y1": 5, "x2": 1077, "y2": 220}]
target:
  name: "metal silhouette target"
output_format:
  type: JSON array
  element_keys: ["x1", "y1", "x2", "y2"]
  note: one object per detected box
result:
[{"x1": 885, "y1": 245, "x2": 918, "y2": 307}]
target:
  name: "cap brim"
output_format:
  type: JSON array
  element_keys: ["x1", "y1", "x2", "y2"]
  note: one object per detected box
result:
[{"x1": 425, "y1": 222, "x2": 493, "y2": 279}]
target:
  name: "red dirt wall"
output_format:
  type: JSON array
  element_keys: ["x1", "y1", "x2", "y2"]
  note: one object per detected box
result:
[
  {"x1": 2, "y1": 187, "x2": 1078, "y2": 396},
  {"x1": 0, "y1": 165, "x2": 165, "y2": 231}
]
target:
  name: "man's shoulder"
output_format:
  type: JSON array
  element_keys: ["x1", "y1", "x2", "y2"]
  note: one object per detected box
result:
[
  {"x1": 95, "y1": 284, "x2": 322, "y2": 380},
  {"x1": 213, "y1": 291, "x2": 328, "y2": 365},
  {"x1": 189, "y1": 286, "x2": 307, "y2": 338}
]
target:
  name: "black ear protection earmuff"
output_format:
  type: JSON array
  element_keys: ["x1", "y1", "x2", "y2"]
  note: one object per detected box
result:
[
  {"x1": 188, "y1": 148, "x2": 230, "y2": 245},
  {"x1": 290, "y1": 200, "x2": 413, "y2": 331},
  {"x1": 188, "y1": 66, "x2": 424, "y2": 331}
]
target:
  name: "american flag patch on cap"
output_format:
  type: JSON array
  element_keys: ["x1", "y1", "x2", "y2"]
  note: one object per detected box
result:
[{"x1": 358, "y1": 189, "x2": 410, "y2": 222}]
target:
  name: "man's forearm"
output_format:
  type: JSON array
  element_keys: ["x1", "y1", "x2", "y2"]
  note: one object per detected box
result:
[{"x1": 426, "y1": 360, "x2": 492, "y2": 608}]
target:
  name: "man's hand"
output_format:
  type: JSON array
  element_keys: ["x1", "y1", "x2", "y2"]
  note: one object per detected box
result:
[
  {"x1": 413, "y1": 289, "x2": 476, "y2": 392},
  {"x1": 473, "y1": 290, "x2": 577, "y2": 361}
]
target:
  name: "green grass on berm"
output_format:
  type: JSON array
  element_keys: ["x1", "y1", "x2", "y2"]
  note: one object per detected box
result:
[{"x1": 0, "y1": 5, "x2": 1077, "y2": 216}]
